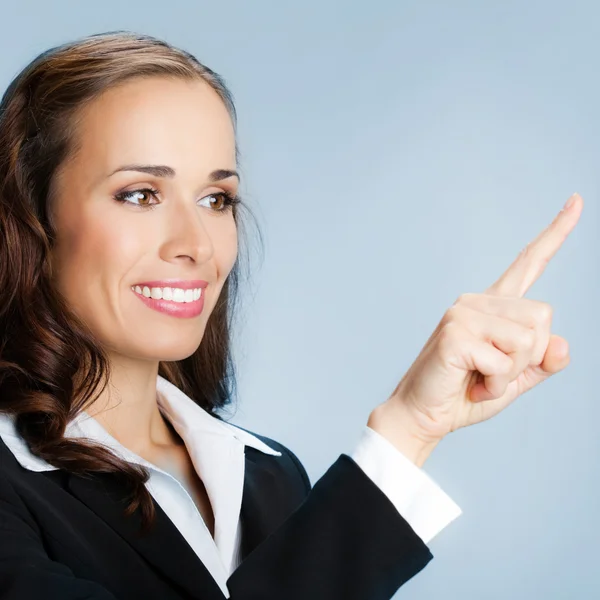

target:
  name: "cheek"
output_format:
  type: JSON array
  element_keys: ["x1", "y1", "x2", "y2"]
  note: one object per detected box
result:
[
  {"x1": 216, "y1": 221, "x2": 238, "y2": 278},
  {"x1": 52, "y1": 213, "x2": 139, "y2": 309},
  {"x1": 202, "y1": 221, "x2": 238, "y2": 314}
]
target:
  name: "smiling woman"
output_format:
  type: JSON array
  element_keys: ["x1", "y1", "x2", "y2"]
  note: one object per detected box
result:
[
  {"x1": 0, "y1": 29, "x2": 580, "y2": 600},
  {"x1": 0, "y1": 30, "x2": 455, "y2": 600}
]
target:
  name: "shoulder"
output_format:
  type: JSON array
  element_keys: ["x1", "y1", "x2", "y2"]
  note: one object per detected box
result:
[{"x1": 232, "y1": 424, "x2": 311, "y2": 495}]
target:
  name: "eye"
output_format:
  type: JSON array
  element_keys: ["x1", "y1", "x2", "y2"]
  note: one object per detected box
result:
[
  {"x1": 113, "y1": 187, "x2": 159, "y2": 208},
  {"x1": 198, "y1": 191, "x2": 241, "y2": 213}
]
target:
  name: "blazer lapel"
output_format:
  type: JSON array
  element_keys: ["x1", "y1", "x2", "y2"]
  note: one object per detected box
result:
[
  {"x1": 238, "y1": 449, "x2": 281, "y2": 562},
  {"x1": 66, "y1": 472, "x2": 226, "y2": 600},
  {"x1": 65, "y1": 446, "x2": 295, "y2": 594}
]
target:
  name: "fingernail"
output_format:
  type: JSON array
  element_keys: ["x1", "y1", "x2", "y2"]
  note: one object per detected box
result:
[{"x1": 564, "y1": 194, "x2": 578, "y2": 210}]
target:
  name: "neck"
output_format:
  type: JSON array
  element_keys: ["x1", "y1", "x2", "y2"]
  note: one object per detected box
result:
[{"x1": 84, "y1": 355, "x2": 180, "y2": 456}]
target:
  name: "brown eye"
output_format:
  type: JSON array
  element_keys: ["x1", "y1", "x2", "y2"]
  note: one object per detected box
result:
[
  {"x1": 113, "y1": 187, "x2": 160, "y2": 208},
  {"x1": 198, "y1": 191, "x2": 240, "y2": 213}
]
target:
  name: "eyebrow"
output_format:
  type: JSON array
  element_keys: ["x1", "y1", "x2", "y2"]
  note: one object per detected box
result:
[{"x1": 108, "y1": 164, "x2": 240, "y2": 183}]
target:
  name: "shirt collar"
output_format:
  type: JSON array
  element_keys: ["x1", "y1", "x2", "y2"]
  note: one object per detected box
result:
[
  {"x1": 155, "y1": 375, "x2": 280, "y2": 456},
  {"x1": 0, "y1": 374, "x2": 280, "y2": 473}
]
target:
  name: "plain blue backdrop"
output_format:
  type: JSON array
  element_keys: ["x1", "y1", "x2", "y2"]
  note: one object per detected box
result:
[{"x1": 1, "y1": 1, "x2": 597, "y2": 598}]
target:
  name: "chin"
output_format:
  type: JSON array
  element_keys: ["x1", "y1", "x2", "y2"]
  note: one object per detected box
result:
[
  {"x1": 156, "y1": 347, "x2": 200, "y2": 362},
  {"x1": 116, "y1": 337, "x2": 203, "y2": 364}
]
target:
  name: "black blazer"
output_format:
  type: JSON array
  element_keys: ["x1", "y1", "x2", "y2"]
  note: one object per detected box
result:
[{"x1": 0, "y1": 427, "x2": 433, "y2": 599}]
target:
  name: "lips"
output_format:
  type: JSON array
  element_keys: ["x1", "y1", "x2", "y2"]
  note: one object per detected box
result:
[{"x1": 132, "y1": 287, "x2": 206, "y2": 318}]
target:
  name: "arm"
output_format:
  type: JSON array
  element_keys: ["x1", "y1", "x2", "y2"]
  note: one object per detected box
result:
[
  {"x1": 227, "y1": 453, "x2": 433, "y2": 600},
  {"x1": 230, "y1": 194, "x2": 584, "y2": 599},
  {"x1": 265, "y1": 424, "x2": 461, "y2": 545},
  {"x1": 351, "y1": 425, "x2": 462, "y2": 545}
]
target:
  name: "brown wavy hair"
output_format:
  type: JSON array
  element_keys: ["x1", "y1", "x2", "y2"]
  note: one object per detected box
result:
[{"x1": 0, "y1": 31, "x2": 264, "y2": 532}]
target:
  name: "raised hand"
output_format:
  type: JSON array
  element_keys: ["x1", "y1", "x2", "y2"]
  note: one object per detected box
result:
[{"x1": 367, "y1": 193, "x2": 584, "y2": 466}]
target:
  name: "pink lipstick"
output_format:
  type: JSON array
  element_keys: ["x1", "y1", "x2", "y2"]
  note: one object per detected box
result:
[{"x1": 131, "y1": 280, "x2": 208, "y2": 319}]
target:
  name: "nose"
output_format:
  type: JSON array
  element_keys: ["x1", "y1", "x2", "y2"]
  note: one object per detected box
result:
[{"x1": 159, "y1": 198, "x2": 214, "y2": 265}]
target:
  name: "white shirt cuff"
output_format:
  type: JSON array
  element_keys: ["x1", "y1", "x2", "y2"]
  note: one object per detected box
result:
[{"x1": 350, "y1": 425, "x2": 462, "y2": 545}]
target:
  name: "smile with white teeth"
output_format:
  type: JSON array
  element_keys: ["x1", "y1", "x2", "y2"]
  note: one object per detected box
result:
[{"x1": 131, "y1": 285, "x2": 203, "y2": 303}]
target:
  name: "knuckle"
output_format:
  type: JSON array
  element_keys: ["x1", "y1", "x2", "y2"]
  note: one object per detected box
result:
[
  {"x1": 442, "y1": 305, "x2": 460, "y2": 326},
  {"x1": 534, "y1": 301, "x2": 553, "y2": 324},
  {"x1": 454, "y1": 292, "x2": 470, "y2": 305},
  {"x1": 518, "y1": 327, "x2": 537, "y2": 350}
]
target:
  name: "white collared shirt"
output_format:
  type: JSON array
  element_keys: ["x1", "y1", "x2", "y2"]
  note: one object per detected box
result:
[{"x1": 0, "y1": 375, "x2": 461, "y2": 598}]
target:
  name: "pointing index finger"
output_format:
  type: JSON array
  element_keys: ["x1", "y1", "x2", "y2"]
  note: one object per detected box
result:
[{"x1": 486, "y1": 193, "x2": 583, "y2": 298}]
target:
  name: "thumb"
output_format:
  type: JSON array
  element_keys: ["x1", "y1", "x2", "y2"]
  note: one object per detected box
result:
[
  {"x1": 467, "y1": 335, "x2": 570, "y2": 409},
  {"x1": 540, "y1": 334, "x2": 570, "y2": 375},
  {"x1": 511, "y1": 334, "x2": 570, "y2": 400}
]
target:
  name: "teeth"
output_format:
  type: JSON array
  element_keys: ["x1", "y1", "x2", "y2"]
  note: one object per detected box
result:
[{"x1": 131, "y1": 285, "x2": 203, "y2": 303}]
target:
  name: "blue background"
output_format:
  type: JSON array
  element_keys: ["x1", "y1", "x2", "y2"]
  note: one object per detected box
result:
[{"x1": 1, "y1": 1, "x2": 597, "y2": 597}]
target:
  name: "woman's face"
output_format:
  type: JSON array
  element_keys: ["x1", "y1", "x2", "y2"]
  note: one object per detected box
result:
[{"x1": 49, "y1": 76, "x2": 239, "y2": 362}]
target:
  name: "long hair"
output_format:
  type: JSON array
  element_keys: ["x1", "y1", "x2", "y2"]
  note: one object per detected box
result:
[{"x1": 0, "y1": 30, "x2": 263, "y2": 532}]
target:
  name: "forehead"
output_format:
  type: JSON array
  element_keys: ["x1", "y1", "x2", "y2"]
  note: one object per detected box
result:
[{"x1": 67, "y1": 76, "x2": 236, "y2": 183}]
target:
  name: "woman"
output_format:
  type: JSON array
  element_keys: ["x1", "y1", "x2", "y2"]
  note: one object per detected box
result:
[{"x1": 0, "y1": 31, "x2": 582, "y2": 600}]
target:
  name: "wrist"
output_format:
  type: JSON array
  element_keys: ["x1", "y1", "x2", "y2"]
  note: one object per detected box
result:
[{"x1": 366, "y1": 401, "x2": 442, "y2": 468}]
